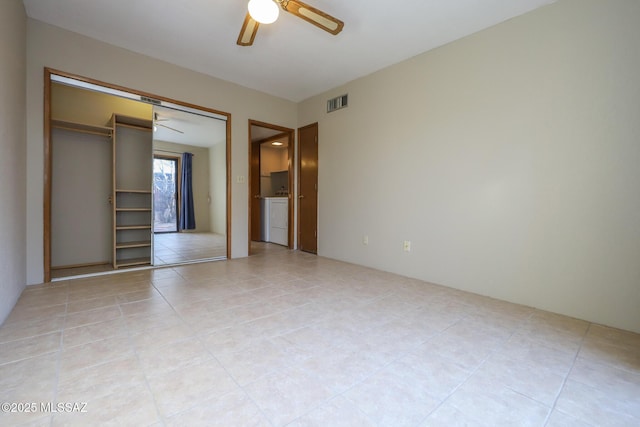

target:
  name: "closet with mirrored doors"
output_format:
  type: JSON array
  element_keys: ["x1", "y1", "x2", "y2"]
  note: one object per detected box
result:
[{"x1": 46, "y1": 70, "x2": 230, "y2": 281}]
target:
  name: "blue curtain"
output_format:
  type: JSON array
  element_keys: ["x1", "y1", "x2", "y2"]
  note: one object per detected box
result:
[{"x1": 179, "y1": 152, "x2": 196, "y2": 230}]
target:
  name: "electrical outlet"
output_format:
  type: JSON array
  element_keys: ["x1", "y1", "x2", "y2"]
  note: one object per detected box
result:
[
  {"x1": 363, "y1": 235, "x2": 369, "y2": 245},
  {"x1": 236, "y1": 175, "x2": 245, "y2": 184},
  {"x1": 403, "y1": 240, "x2": 411, "y2": 252}
]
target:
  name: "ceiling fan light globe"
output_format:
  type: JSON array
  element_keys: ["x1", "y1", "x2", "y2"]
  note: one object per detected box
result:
[{"x1": 248, "y1": 0, "x2": 279, "y2": 24}]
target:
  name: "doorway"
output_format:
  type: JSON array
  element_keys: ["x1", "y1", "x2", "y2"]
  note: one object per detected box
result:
[
  {"x1": 44, "y1": 69, "x2": 231, "y2": 282},
  {"x1": 153, "y1": 156, "x2": 179, "y2": 233},
  {"x1": 248, "y1": 120, "x2": 295, "y2": 255}
]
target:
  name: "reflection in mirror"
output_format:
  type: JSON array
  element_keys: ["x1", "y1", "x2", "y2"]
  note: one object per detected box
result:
[
  {"x1": 153, "y1": 156, "x2": 178, "y2": 233},
  {"x1": 152, "y1": 105, "x2": 228, "y2": 265}
]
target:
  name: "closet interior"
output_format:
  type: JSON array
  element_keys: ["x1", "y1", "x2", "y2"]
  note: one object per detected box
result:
[{"x1": 112, "y1": 114, "x2": 154, "y2": 268}]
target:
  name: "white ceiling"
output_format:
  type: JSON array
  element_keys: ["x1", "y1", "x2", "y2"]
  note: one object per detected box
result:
[
  {"x1": 24, "y1": 0, "x2": 556, "y2": 102},
  {"x1": 153, "y1": 108, "x2": 286, "y2": 147},
  {"x1": 153, "y1": 105, "x2": 226, "y2": 147}
]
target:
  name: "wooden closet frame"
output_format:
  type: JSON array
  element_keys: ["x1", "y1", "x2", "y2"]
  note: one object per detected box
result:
[{"x1": 43, "y1": 68, "x2": 232, "y2": 283}]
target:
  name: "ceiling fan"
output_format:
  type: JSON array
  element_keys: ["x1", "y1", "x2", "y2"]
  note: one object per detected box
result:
[
  {"x1": 154, "y1": 112, "x2": 184, "y2": 134},
  {"x1": 237, "y1": 0, "x2": 344, "y2": 47}
]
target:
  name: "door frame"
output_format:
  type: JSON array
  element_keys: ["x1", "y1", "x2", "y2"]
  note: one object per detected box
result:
[
  {"x1": 43, "y1": 68, "x2": 232, "y2": 282},
  {"x1": 247, "y1": 119, "x2": 295, "y2": 255},
  {"x1": 152, "y1": 154, "x2": 181, "y2": 234}
]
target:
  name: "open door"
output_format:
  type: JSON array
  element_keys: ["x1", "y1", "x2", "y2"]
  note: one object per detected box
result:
[{"x1": 297, "y1": 123, "x2": 318, "y2": 253}]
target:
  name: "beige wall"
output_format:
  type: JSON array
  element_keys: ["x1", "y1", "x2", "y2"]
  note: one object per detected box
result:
[
  {"x1": 299, "y1": 0, "x2": 640, "y2": 333},
  {"x1": 0, "y1": 1, "x2": 27, "y2": 323},
  {"x1": 260, "y1": 145, "x2": 288, "y2": 176},
  {"x1": 154, "y1": 141, "x2": 211, "y2": 232},
  {"x1": 260, "y1": 143, "x2": 289, "y2": 197},
  {"x1": 210, "y1": 142, "x2": 227, "y2": 236},
  {"x1": 52, "y1": 83, "x2": 151, "y2": 125},
  {"x1": 26, "y1": 19, "x2": 298, "y2": 284}
]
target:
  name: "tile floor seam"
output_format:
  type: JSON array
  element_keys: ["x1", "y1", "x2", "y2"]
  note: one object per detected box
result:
[
  {"x1": 572, "y1": 354, "x2": 640, "y2": 384},
  {"x1": 0, "y1": 345, "x2": 59, "y2": 367},
  {"x1": 285, "y1": 393, "x2": 378, "y2": 427},
  {"x1": 504, "y1": 385, "x2": 554, "y2": 409},
  {"x1": 294, "y1": 330, "x2": 441, "y2": 426},
  {"x1": 148, "y1": 276, "x2": 199, "y2": 339},
  {"x1": 337, "y1": 388, "x2": 397, "y2": 427},
  {"x1": 576, "y1": 338, "x2": 640, "y2": 375},
  {"x1": 261, "y1": 380, "x2": 337, "y2": 427},
  {"x1": 125, "y1": 308, "x2": 166, "y2": 426},
  {"x1": 215, "y1": 303, "x2": 319, "y2": 340},
  {"x1": 414, "y1": 314, "x2": 525, "y2": 426},
  {"x1": 55, "y1": 306, "x2": 130, "y2": 379},
  {"x1": 48, "y1": 294, "x2": 68, "y2": 427},
  {"x1": 541, "y1": 320, "x2": 592, "y2": 426},
  {"x1": 224, "y1": 298, "x2": 401, "y2": 426},
  {"x1": 199, "y1": 337, "x2": 277, "y2": 427}
]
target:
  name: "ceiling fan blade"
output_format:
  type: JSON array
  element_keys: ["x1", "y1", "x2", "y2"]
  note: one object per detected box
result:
[
  {"x1": 282, "y1": 0, "x2": 344, "y2": 35},
  {"x1": 156, "y1": 122, "x2": 184, "y2": 134},
  {"x1": 237, "y1": 12, "x2": 260, "y2": 46}
]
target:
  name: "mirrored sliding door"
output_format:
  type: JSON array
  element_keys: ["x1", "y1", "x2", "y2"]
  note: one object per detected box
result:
[{"x1": 152, "y1": 105, "x2": 228, "y2": 266}]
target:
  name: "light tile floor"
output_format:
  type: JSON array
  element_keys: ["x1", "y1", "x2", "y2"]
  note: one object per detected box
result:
[
  {"x1": 154, "y1": 232, "x2": 226, "y2": 266},
  {"x1": 1, "y1": 243, "x2": 639, "y2": 426},
  {"x1": 52, "y1": 232, "x2": 226, "y2": 280}
]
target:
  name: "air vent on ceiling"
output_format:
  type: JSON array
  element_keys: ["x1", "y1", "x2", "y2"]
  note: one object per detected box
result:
[
  {"x1": 327, "y1": 94, "x2": 348, "y2": 113},
  {"x1": 140, "y1": 96, "x2": 162, "y2": 105}
]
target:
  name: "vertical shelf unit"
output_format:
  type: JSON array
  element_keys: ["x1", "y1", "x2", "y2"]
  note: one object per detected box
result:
[{"x1": 112, "y1": 114, "x2": 154, "y2": 269}]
